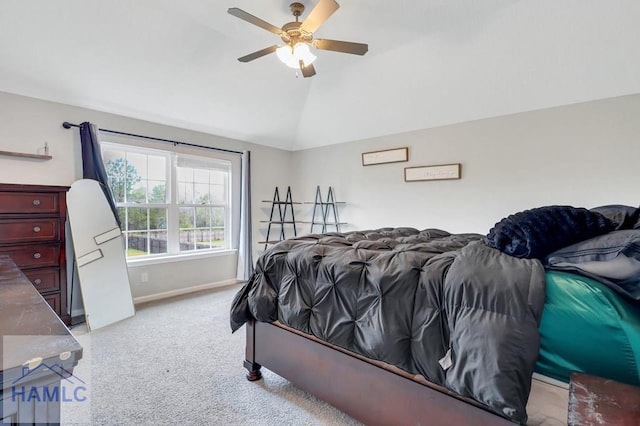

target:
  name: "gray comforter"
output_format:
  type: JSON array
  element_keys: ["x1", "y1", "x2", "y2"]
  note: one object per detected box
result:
[{"x1": 230, "y1": 228, "x2": 546, "y2": 424}]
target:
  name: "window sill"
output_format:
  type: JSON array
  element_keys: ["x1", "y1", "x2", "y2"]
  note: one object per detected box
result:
[{"x1": 126, "y1": 249, "x2": 237, "y2": 267}]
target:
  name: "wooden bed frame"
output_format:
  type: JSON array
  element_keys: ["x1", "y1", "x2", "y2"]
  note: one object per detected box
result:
[{"x1": 243, "y1": 319, "x2": 515, "y2": 425}]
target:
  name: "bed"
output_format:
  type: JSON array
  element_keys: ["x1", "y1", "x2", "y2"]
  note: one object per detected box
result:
[{"x1": 230, "y1": 205, "x2": 640, "y2": 425}]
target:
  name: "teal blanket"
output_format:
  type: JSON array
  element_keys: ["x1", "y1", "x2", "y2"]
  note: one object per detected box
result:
[{"x1": 536, "y1": 270, "x2": 640, "y2": 385}]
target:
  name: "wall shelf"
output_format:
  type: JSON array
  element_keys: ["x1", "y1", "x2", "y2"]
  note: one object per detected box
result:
[{"x1": 0, "y1": 150, "x2": 52, "y2": 160}]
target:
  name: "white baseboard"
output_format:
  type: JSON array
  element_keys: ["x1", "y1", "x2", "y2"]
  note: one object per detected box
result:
[
  {"x1": 69, "y1": 279, "x2": 241, "y2": 318},
  {"x1": 132, "y1": 279, "x2": 241, "y2": 305}
]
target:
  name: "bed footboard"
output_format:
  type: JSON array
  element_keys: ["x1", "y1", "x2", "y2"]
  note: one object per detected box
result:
[{"x1": 243, "y1": 319, "x2": 513, "y2": 425}]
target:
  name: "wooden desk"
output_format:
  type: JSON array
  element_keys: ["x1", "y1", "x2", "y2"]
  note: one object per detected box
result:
[
  {"x1": 568, "y1": 372, "x2": 640, "y2": 426},
  {"x1": 0, "y1": 255, "x2": 82, "y2": 424}
]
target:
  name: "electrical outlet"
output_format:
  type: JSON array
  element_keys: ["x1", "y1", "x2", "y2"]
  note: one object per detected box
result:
[{"x1": 141, "y1": 272, "x2": 149, "y2": 283}]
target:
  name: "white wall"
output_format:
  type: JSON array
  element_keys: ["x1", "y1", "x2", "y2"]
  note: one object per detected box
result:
[
  {"x1": 3, "y1": 90, "x2": 639, "y2": 307},
  {"x1": 291, "y1": 94, "x2": 640, "y2": 235},
  {"x1": 0, "y1": 91, "x2": 292, "y2": 304}
]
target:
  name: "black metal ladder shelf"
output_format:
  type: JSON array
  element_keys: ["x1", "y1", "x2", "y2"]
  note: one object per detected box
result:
[
  {"x1": 305, "y1": 186, "x2": 346, "y2": 233},
  {"x1": 259, "y1": 186, "x2": 300, "y2": 250}
]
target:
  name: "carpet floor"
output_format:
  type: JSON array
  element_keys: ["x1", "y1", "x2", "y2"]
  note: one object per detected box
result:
[{"x1": 61, "y1": 285, "x2": 361, "y2": 425}]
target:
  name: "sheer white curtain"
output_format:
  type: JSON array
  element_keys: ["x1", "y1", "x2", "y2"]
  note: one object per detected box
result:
[{"x1": 236, "y1": 150, "x2": 254, "y2": 281}]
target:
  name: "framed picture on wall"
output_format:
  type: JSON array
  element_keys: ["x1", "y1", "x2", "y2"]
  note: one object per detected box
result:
[
  {"x1": 404, "y1": 163, "x2": 461, "y2": 182},
  {"x1": 362, "y1": 147, "x2": 409, "y2": 166}
]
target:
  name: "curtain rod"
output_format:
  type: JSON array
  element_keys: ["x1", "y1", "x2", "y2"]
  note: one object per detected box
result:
[{"x1": 62, "y1": 122, "x2": 243, "y2": 155}]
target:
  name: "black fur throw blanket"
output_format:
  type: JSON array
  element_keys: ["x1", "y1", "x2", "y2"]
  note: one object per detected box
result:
[{"x1": 487, "y1": 205, "x2": 614, "y2": 259}]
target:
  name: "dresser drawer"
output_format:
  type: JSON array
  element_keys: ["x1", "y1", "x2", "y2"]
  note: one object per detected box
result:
[
  {"x1": 0, "y1": 244, "x2": 60, "y2": 268},
  {"x1": 22, "y1": 267, "x2": 61, "y2": 293},
  {"x1": 0, "y1": 192, "x2": 60, "y2": 214},
  {"x1": 42, "y1": 293, "x2": 62, "y2": 315},
  {"x1": 0, "y1": 218, "x2": 60, "y2": 244}
]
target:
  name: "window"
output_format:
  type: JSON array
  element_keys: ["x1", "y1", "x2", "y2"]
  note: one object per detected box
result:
[
  {"x1": 176, "y1": 157, "x2": 229, "y2": 252},
  {"x1": 101, "y1": 142, "x2": 231, "y2": 259}
]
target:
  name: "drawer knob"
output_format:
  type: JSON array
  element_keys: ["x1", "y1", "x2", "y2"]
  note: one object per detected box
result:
[
  {"x1": 34, "y1": 278, "x2": 42, "y2": 285},
  {"x1": 33, "y1": 226, "x2": 41, "y2": 233},
  {"x1": 32, "y1": 199, "x2": 41, "y2": 206},
  {"x1": 33, "y1": 253, "x2": 41, "y2": 259}
]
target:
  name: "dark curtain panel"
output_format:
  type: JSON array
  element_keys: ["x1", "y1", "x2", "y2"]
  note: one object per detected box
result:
[{"x1": 79, "y1": 122, "x2": 121, "y2": 227}]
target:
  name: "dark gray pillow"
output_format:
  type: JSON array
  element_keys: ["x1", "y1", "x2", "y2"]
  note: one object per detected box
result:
[
  {"x1": 590, "y1": 205, "x2": 640, "y2": 230},
  {"x1": 545, "y1": 230, "x2": 640, "y2": 300}
]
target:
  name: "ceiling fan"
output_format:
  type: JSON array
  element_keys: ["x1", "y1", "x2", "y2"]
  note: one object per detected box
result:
[{"x1": 228, "y1": 0, "x2": 368, "y2": 78}]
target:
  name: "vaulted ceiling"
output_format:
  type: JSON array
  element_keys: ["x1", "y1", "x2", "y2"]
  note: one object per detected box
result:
[{"x1": 1, "y1": 1, "x2": 639, "y2": 150}]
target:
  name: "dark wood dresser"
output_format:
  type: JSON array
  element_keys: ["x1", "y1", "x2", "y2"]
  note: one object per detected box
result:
[
  {"x1": 0, "y1": 255, "x2": 82, "y2": 424},
  {"x1": 0, "y1": 184, "x2": 70, "y2": 325}
]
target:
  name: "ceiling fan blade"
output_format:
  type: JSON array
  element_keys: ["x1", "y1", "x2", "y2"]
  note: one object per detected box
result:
[
  {"x1": 238, "y1": 45, "x2": 279, "y2": 62},
  {"x1": 313, "y1": 39, "x2": 368, "y2": 55},
  {"x1": 300, "y1": 61, "x2": 316, "y2": 78},
  {"x1": 300, "y1": 0, "x2": 340, "y2": 34},
  {"x1": 228, "y1": 7, "x2": 283, "y2": 36}
]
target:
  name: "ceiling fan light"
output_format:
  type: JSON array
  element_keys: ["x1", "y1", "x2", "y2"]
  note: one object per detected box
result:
[
  {"x1": 276, "y1": 45, "x2": 299, "y2": 69},
  {"x1": 276, "y1": 43, "x2": 317, "y2": 69},
  {"x1": 276, "y1": 45, "x2": 293, "y2": 64},
  {"x1": 293, "y1": 43, "x2": 316, "y2": 66}
]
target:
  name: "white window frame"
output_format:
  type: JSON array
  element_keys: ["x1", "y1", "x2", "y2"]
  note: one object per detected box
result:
[{"x1": 100, "y1": 141, "x2": 233, "y2": 262}]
